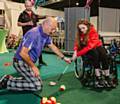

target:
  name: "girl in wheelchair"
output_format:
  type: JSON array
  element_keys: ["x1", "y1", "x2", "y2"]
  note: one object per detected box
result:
[{"x1": 72, "y1": 19, "x2": 115, "y2": 88}]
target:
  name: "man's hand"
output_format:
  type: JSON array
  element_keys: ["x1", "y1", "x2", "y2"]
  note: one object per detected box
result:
[
  {"x1": 27, "y1": 21, "x2": 34, "y2": 26},
  {"x1": 32, "y1": 66, "x2": 40, "y2": 77},
  {"x1": 63, "y1": 57, "x2": 72, "y2": 64}
]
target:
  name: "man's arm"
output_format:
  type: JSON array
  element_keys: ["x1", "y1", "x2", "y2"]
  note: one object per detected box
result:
[
  {"x1": 19, "y1": 46, "x2": 39, "y2": 77},
  {"x1": 17, "y1": 11, "x2": 34, "y2": 27},
  {"x1": 20, "y1": 46, "x2": 34, "y2": 67},
  {"x1": 48, "y1": 43, "x2": 71, "y2": 63},
  {"x1": 17, "y1": 22, "x2": 27, "y2": 27},
  {"x1": 48, "y1": 43, "x2": 64, "y2": 59},
  {"x1": 17, "y1": 21, "x2": 33, "y2": 27}
]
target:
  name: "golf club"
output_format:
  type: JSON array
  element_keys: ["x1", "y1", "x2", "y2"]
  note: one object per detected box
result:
[{"x1": 49, "y1": 64, "x2": 70, "y2": 86}]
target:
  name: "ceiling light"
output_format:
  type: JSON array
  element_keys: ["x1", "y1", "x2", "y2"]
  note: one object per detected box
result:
[{"x1": 76, "y1": 2, "x2": 79, "y2": 6}]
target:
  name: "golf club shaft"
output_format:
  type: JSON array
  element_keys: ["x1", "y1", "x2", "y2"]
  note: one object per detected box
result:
[
  {"x1": 57, "y1": 65, "x2": 69, "y2": 81},
  {"x1": 33, "y1": 93, "x2": 42, "y2": 98}
]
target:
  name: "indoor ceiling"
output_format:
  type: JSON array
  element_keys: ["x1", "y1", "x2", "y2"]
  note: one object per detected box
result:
[
  {"x1": 40, "y1": 0, "x2": 120, "y2": 16},
  {"x1": 11, "y1": 0, "x2": 120, "y2": 10},
  {"x1": 40, "y1": 0, "x2": 120, "y2": 10},
  {"x1": 11, "y1": 0, "x2": 120, "y2": 16}
]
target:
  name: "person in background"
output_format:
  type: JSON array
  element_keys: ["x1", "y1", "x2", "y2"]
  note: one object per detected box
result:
[
  {"x1": 0, "y1": 17, "x2": 71, "y2": 92},
  {"x1": 17, "y1": 0, "x2": 47, "y2": 67},
  {"x1": 72, "y1": 19, "x2": 114, "y2": 88}
]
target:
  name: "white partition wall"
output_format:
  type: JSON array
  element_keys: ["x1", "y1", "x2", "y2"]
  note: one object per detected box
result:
[
  {"x1": 99, "y1": 7, "x2": 120, "y2": 32},
  {"x1": 99, "y1": 7, "x2": 120, "y2": 44}
]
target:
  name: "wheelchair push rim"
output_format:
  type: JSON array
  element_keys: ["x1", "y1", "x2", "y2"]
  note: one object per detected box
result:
[{"x1": 74, "y1": 57, "x2": 84, "y2": 79}]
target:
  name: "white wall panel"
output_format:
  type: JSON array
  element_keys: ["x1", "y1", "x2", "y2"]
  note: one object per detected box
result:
[{"x1": 99, "y1": 7, "x2": 120, "y2": 32}]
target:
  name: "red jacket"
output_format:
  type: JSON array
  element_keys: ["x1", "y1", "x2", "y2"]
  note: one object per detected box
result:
[{"x1": 74, "y1": 26, "x2": 102, "y2": 57}]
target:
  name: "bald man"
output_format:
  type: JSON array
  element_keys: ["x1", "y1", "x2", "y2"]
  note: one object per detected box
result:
[{"x1": 0, "y1": 17, "x2": 71, "y2": 92}]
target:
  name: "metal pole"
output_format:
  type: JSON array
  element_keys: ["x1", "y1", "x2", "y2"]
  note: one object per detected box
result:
[{"x1": 97, "y1": 0, "x2": 101, "y2": 32}]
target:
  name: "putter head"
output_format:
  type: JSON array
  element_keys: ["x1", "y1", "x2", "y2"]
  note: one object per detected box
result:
[{"x1": 49, "y1": 81, "x2": 57, "y2": 86}]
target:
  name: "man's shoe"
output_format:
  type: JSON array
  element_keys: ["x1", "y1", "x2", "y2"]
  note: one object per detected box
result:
[{"x1": 0, "y1": 75, "x2": 10, "y2": 89}]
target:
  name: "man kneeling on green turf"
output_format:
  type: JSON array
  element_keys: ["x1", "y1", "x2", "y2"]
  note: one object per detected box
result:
[{"x1": 0, "y1": 17, "x2": 71, "y2": 91}]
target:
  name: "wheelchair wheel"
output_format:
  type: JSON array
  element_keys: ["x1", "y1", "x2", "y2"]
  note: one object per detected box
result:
[{"x1": 74, "y1": 57, "x2": 84, "y2": 80}]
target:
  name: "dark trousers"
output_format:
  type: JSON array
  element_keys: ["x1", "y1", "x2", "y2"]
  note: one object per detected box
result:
[
  {"x1": 39, "y1": 54, "x2": 43, "y2": 64},
  {"x1": 83, "y1": 46, "x2": 109, "y2": 70}
]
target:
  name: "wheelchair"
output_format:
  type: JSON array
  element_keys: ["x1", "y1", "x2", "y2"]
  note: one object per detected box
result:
[
  {"x1": 74, "y1": 56, "x2": 96, "y2": 87},
  {"x1": 74, "y1": 49, "x2": 118, "y2": 88}
]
